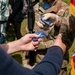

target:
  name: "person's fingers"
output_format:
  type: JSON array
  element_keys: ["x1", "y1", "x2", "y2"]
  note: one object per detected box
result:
[
  {"x1": 35, "y1": 46, "x2": 39, "y2": 49},
  {"x1": 39, "y1": 18, "x2": 45, "y2": 25},
  {"x1": 33, "y1": 41, "x2": 40, "y2": 46},
  {"x1": 54, "y1": 34, "x2": 62, "y2": 45},
  {"x1": 50, "y1": 23, "x2": 55, "y2": 26},
  {"x1": 32, "y1": 38, "x2": 42, "y2": 46},
  {"x1": 56, "y1": 34, "x2": 62, "y2": 40},
  {"x1": 43, "y1": 13, "x2": 51, "y2": 20},
  {"x1": 43, "y1": 13, "x2": 58, "y2": 20},
  {"x1": 36, "y1": 21, "x2": 44, "y2": 27},
  {"x1": 43, "y1": 15, "x2": 50, "y2": 20}
]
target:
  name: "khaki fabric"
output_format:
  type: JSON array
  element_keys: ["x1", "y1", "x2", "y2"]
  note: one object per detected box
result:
[{"x1": 22, "y1": 1, "x2": 70, "y2": 72}]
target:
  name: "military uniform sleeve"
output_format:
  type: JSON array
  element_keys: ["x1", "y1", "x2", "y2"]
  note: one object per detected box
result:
[
  {"x1": 38, "y1": 40, "x2": 54, "y2": 50},
  {"x1": 60, "y1": 14, "x2": 75, "y2": 33}
]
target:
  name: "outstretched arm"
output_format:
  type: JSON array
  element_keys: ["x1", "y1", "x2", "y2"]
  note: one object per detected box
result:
[
  {"x1": 0, "y1": 34, "x2": 41, "y2": 54},
  {"x1": 0, "y1": 34, "x2": 66, "y2": 75}
]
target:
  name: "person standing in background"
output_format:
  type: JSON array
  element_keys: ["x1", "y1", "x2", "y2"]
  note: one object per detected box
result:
[
  {"x1": 8, "y1": 0, "x2": 27, "y2": 39},
  {"x1": 0, "y1": 0, "x2": 9, "y2": 43}
]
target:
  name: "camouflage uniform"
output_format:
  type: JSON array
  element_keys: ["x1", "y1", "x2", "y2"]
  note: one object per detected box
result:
[
  {"x1": 34, "y1": 0, "x2": 62, "y2": 22},
  {"x1": 0, "y1": 0, "x2": 9, "y2": 43},
  {"x1": 22, "y1": 1, "x2": 70, "y2": 74},
  {"x1": 35, "y1": 2, "x2": 69, "y2": 75},
  {"x1": 58, "y1": 13, "x2": 75, "y2": 75}
]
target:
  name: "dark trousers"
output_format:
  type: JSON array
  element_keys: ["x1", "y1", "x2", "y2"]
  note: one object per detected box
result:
[{"x1": 9, "y1": 0, "x2": 24, "y2": 39}]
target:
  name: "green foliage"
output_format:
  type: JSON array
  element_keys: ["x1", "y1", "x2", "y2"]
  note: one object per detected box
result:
[
  {"x1": 40, "y1": 0, "x2": 43, "y2": 2},
  {"x1": 12, "y1": 53, "x2": 22, "y2": 64},
  {"x1": 63, "y1": 0, "x2": 70, "y2": 5}
]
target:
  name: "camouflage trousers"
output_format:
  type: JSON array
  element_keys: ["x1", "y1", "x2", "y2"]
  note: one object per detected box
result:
[{"x1": 0, "y1": 22, "x2": 7, "y2": 44}]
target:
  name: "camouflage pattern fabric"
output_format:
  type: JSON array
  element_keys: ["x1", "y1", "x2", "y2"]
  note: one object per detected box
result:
[
  {"x1": 23, "y1": 1, "x2": 71, "y2": 74},
  {"x1": 33, "y1": 0, "x2": 69, "y2": 50},
  {"x1": 35, "y1": 2, "x2": 69, "y2": 71},
  {"x1": 34, "y1": 2, "x2": 70, "y2": 75},
  {"x1": 33, "y1": 0, "x2": 62, "y2": 22}
]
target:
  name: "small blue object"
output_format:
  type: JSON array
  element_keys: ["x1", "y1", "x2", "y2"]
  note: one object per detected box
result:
[
  {"x1": 42, "y1": 2, "x2": 51, "y2": 10},
  {"x1": 32, "y1": 31, "x2": 48, "y2": 41},
  {"x1": 40, "y1": 15, "x2": 50, "y2": 26}
]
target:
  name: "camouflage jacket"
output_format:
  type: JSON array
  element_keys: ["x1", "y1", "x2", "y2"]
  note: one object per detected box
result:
[
  {"x1": 33, "y1": 0, "x2": 62, "y2": 21},
  {"x1": 33, "y1": 1, "x2": 69, "y2": 50},
  {"x1": 0, "y1": 0, "x2": 9, "y2": 21}
]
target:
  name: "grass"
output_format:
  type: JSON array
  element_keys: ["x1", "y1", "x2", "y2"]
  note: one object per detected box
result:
[
  {"x1": 12, "y1": 53, "x2": 22, "y2": 64},
  {"x1": 7, "y1": 0, "x2": 74, "y2": 75},
  {"x1": 6, "y1": 19, "x2": 27, "y2": 64},
  {"x1": 63, "y1": 0, "x2": 70, "y2": 5}
]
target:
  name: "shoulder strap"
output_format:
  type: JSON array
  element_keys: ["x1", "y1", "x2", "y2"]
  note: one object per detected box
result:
[{"x1": 51, "y1": 0, "x2": 57, "y2": 6}]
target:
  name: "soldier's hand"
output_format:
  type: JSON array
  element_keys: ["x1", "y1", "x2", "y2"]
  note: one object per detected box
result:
[
  {"x1": 36, "y1": 17, "x2": 48, "y2": 28},
  {"x1": 36, "y1": 21, "x2": 44, "y2": 28},
  {"x1": 43, "y1": 13, "x2": 61, "y2": 26}
]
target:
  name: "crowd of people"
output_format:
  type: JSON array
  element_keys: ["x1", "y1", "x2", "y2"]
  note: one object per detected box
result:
[
  {"x1": 0, "y1": 0, "x2": 75, "y2": 75},
  {"x1": 0, "y1": 0, "x2": 28, "y2": 44}
]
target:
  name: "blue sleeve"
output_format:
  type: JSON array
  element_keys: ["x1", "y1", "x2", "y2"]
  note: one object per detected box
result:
[
  {"x1": 0, "y1": 47, "x2": 33, "y2": 75},
  {"x1": 32, "y1": 46, "x2": 63, "y2": 75},
  {"x1": 0, "y1": 46, "x2": 63, "y2": 75}
]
